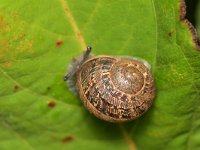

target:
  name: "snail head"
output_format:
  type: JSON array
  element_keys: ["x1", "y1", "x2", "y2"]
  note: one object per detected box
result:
[{"x1": 64, "y1": 46, "x2": 92, "y2": 81}]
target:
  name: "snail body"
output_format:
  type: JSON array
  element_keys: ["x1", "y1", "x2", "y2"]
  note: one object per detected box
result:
[{"x1": 64, "y1": 47, "x2": 156, "y2": 123}]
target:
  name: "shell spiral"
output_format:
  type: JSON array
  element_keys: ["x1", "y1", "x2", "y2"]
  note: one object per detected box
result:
[{"x1": 76, "y1": 56, "x2": 155, "y2": 122}]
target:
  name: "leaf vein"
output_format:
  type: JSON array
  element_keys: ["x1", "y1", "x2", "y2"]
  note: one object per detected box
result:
[
  {"x1": 59, "y1": 0, "x2": 87, "y2": 49},
  {"x1": 82, "y1": 0, "x2": 101, "y2": 31},
  {"x1": 0, "y1": 67, "x2": 82, "y2": 109},
  {"x1": 151, "y1": 0, "x2": 158, "y2": 72},
  {"x1": 119, "y1": 124, "x2": 138, "y2": 150}
]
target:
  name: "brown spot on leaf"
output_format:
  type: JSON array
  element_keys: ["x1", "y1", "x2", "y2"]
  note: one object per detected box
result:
[
  {"x1": 13, "y1": 34, "x2": 26, "y2": 41},
  {"x1": 14, "y1": 85, "x2": 19, "y2": 92},
  {"x1": 28, "y1": 41, "x2": 33, "y2": 47},
  {"x1": 20, "y1": 34, "x2": 26, "y2": 38},
  {"x1": 3, "y1": 40, "x2": 10, "y2": 46},
  {"x1": 56, "y1": 41, "x2": 63, "y2": 47},
  {"x1": 47, "y1": 100, "x2": 56, "y2": 108},
  {"x1": 62, "y1": 136, "x2": 74, "y2": 144},
  {"x1": 47, "y1": 86, "x2": 51, "y2": 90},
  {"x1": 168, "y1": 31, "x2": 174, "y2": 37},
  {"x1": 0, "y1": 16, "x2": 6, "y2": 31},
  {"x1": 11, "y1": 12, "x2": 19, "y2": 20},
  {"x1": 16, "y1": 40, "x2": 33, "y2": 53},
  {"x1": 180, "y1": 0, "x2": 200, "y2": 50},
  {"x1": 2, "y1": 61, "x2": 12, "y2": 68}
]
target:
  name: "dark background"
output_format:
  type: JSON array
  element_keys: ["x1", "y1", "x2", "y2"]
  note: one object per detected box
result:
[{"x1": 185, "y1": 0, "x2": 199, "y2": 27}]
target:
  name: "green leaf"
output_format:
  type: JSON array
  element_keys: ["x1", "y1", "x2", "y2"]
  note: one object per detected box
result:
[{"x1": 0, "y1": 0, "x2": 200, "y2": 150}]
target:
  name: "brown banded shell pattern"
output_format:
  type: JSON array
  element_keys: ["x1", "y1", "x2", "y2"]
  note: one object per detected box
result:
[{"x1": 76, "y1": 56, "x2": 155, "y2": 122}]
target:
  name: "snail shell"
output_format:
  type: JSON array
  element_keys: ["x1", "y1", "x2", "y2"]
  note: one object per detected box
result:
[{"x1": 65, "y1": 48, "x2": 156, "y2": 123}]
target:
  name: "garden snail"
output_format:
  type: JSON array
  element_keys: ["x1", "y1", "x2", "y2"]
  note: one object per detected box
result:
[{"x1": 64, "y1": 46, "x2": 156, "y2": 123}]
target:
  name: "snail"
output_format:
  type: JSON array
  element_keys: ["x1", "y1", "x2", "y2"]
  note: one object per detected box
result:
[{"x1": 64, "y1": 46, "x2": 156, "y2": 123}]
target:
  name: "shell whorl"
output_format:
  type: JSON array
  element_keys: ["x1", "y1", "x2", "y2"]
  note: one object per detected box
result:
[{"x1": 76, "y1": 56, "x2": 155, "y2": 122}]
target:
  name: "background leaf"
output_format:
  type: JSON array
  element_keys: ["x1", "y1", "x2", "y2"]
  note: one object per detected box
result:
[
  {"x1": 197, "y1": 0, "x2": 200, "y2": 38},
  {"x1": 0, "y1": 0, "x2": 200, "y2": 150}
]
